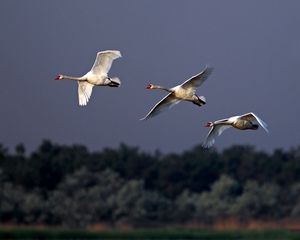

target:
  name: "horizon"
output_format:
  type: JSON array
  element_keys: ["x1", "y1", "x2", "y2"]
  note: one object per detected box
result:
[{"x1": 2, "y1": 139, "x2": 299, "y2": 156}]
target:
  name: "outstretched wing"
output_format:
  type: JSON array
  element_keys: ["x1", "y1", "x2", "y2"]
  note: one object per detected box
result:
[
  {"x1": 202, "y1": 125, "x2": 231, "y2": 148},
  {"x1": 181, "y1": 66, "x2": 213, "y2": 90},
  {"x1": 90, "y1": 50, "x2": 122, "y2": 75},
  {"x1": 78, "y1": 81, "x2": 94, "y2": 106},
  {"x1": 239, "y1": 112, "x2": 269, "y2": 133},
  {"x1": 140, "y1": 93, "x2": 180, "y2": 120}
]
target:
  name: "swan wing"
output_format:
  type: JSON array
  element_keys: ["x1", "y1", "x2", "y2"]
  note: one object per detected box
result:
[
  {"x1": 78, "y1": 81, "x2": 94, "y2": 106},
  {"x1": 203, "y1": 125, "x2": 231, "y2": 148},
  {"x1": 239, "y1": 112, "x2": 269, "y2": 133},
  {"x1": 140, "y1": 93, "x2": 180, "y2": 120},
  {"x1": 90, "y1": 50, "x2": 122, "y2": 75},
  {"x1": 181, "y1": 66, "x2": 213, "y2": 90}
]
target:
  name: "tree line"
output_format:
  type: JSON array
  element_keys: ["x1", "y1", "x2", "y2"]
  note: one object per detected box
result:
[{"x1": 0, "y1": 140, "x2": 300, "y2": 228}]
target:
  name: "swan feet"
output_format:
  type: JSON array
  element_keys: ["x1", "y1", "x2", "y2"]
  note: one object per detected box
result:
[
  {"x1": 193, "y1": 95, "x2": 206, "y2": 106},
  {"x1": 108, "y1": 80, "x2": 120, "y2": 87}
]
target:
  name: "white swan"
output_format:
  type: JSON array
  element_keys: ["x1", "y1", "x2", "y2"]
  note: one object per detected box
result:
[
  {"x1": 203, "y1": 112, "x2": 269, "y2": 148},
  {"x1": 141, "y1": 66, "x2": 213, "y2": 120},
  {"x1": 55, "y1": 50, "x2": 122, "y2": 106}
]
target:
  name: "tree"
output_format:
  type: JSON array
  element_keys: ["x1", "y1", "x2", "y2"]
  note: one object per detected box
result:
[
  {"x1": 113, "y1": 180, "x2": 173, "y2": 226},
  {"x1": 47, "y1": 167, "x2": 124, "y2": 227},
  {"x1": 15, "y1": 144, "x2": 26, "y2": 156},
  {"x1": 175, "y1": 190, "x2": 199, "y2": 222},
  {"x1": 193, "y1": 175, "x2": 240, "y2": 222},
  {"x1": 0, "y1": 183, "x2": 25, "y2": 223},
  {"x1": 0, "y1": 140, "x2": 300, "y2": 226},
  {"x1": 230, "y1": 181, "x2": 280, "y2": 220}
]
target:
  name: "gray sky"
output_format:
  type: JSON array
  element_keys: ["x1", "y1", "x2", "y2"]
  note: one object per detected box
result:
[{"x1": 0, "y1": 0, "x2": 299, "y2": 153}]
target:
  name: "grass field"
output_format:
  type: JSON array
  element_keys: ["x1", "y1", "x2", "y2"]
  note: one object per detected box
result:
[{"x1": 0, "y1": 228, "x2": 300, "y2": 239}]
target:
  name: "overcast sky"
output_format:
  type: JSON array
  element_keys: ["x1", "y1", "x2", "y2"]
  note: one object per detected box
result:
[{"x1": 0, "y1": 0, "x2": 299, "y2": 153}]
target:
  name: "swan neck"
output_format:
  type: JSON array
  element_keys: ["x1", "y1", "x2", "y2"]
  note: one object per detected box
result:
[
  {"x1": 157, "y1": 86, "x2": 172, "y2": 93},
  {"x1": 215, "y1": 120, "x2": 231, "y2": 126},
  {"x1": 63, "y1": 75, "x2": 85, "y2": 81}
]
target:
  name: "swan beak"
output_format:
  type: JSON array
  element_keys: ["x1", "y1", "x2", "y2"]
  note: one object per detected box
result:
[
  {"x1": 145, "y1": 84, "x2": 152, "y2": 89},
  {"x1": 55, "y1": 75, "x2": 61, "y2": 80}
]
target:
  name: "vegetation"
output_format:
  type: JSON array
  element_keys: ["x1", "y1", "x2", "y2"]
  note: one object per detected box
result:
[
  {"x1": 0, "y1": 228, "x2": 300, "y2": 240},
  {"x1": 0, "y1": 140, "x2": 300, "y2": 228}
]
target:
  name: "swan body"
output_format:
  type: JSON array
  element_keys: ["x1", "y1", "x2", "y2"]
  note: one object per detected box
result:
[
  {"x1": 141, "y1": 66, "x2": 213, "y2": 120},
  {"x1": 55, "y1": 50, "x2": 122, "y2": 106},
  {"x1": 203, "y1": 112, "x2": 269, "y2": 148}
]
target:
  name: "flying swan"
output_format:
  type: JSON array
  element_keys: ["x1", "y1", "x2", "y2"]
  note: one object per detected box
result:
[
  {"x1": 141, "y1": 66, "x2": 213, "y2": 120},
  {"x1": 203, "y1": 112, "x2": 269, "y2": 148},
  {"x1": 55, "y1": 50, "x2": 122, "y2": 106}
]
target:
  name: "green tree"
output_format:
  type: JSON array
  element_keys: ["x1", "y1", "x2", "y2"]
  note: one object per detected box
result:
[
  {"x1": 194, "y1": 175, "x2": 240, "y2": 222},
  {"x1": 0, "y1": 183, "x2": 25, "y2": 223},
  {"x1": 47, "y1": 167, "x2": 124, "y2": 227},
  {"x1": 113, "y1": 180, "x2": 173, "y2": 226},
  {"x1": 230, "y1": 181, "x2": 280, "y2": 220}
]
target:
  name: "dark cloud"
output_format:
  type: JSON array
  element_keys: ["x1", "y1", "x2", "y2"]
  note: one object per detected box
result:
[{"x1": 0, "y1": 0, "x2": 299, "y2": 153}]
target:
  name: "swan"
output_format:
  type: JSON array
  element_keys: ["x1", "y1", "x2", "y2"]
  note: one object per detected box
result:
[
  {"x1": 141, "y1": 66, "x2": 213, "y2": 120},
  {"x1": 203, "y1": 112, "x2": 269, "y2": 148},
  {"x1": 55, "y1": 50, "x2": 122, "y2": 106}
]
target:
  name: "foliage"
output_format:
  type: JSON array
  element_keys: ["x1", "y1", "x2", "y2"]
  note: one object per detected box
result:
[{"x1": 0, "y1": 140, "x2": 300, "y2": 227}]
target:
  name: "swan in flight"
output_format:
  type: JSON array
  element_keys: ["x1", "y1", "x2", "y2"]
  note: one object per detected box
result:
[
  {"x1": 203, "y1": 112, "x2": 269, "y2": 148},
  {"x1": 55, "y1": 50, "x2": 122, "y2": 106},
  {"x1": 141, "y1": 66, "x2": 213, "y2": 120}
]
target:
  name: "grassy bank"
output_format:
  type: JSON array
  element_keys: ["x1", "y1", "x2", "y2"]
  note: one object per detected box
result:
[{"x1": 0, "y1": 228, "x2": 300, "y2": 239}]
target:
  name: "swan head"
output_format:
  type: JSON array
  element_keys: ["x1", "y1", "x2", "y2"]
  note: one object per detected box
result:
[
  {"x1": 205, "y1": 122, "x2": 213, "y2": 127},
  {"x1": 145, "y1": 84, "x2": 161, "y2": 89},
  {"x1": 145, "y1": 84, "x2": 154, "y2": 89},
  {"x1": 55, "y1": 74, "x2": 63, "y2": 80}
]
